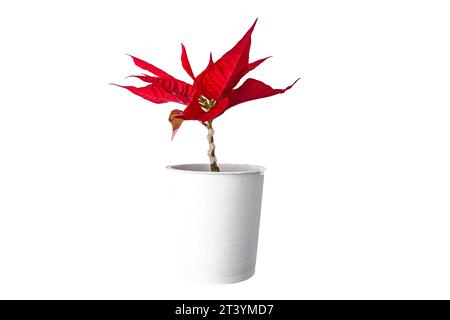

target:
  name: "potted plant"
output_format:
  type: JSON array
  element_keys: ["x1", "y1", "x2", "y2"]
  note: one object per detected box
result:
[{"x1": 113, "y1": 19, "x2": 298, "y2": 284}]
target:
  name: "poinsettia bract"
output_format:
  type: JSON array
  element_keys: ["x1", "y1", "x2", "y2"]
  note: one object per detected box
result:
[{"x1": 113, "y1": 19, "x2": 298, "y2": 139}]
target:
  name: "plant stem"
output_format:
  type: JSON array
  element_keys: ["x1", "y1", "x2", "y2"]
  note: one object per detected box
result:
[{"x1": 206, "y1": 121, "x2": 220, "y2": 172}]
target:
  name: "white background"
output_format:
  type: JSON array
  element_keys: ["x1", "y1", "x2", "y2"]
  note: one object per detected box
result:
[{"x1": 0, "y1": 0, "x2": 449, "y2": 299}]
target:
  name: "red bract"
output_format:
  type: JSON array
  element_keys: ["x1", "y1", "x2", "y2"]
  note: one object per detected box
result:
[{"x1": 114, "y1": 19, "x2": 298, "y2": 139}]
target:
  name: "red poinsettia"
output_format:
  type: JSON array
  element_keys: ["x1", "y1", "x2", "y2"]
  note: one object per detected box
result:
[{"x1": 113, "y1": 19, "x2": 298, "y2": 171}]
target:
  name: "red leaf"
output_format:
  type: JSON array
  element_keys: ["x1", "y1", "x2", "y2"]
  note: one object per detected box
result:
[
  {"x1": 208, "y1": 52, "x2": 214, "y2": 67},
  {"x1": 127, "y1": 75, "x2": 195, "y2": 104},
  {"x1": 181, "y1": 44, "x2": 196, "y2": 80},
  {"x1": 228, "y1": 78, "x2": 299, "y2": 108},
  {"x1": 192, "y1": 78, "x2": 298, "y2": 121},
  {"x1": 245, "y1": 56, "x2": 271, "y2": 75},
  {"x1": 197, "y1": 19, "x2": 258, "y2": 100},
  {"x1": 168, "y1": 109, "x2": 184, "y2": 140},
  {"x1": 112, "y1": 83, "x2": 188, "y2": 104},
  {"x1": 127, "y1": 54, "x2": 174, "y2": 79}
]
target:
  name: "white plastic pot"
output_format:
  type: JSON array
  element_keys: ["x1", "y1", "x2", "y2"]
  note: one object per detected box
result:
[{"x1": 167, "y1": 163, "x2": 265, "y2": 284}]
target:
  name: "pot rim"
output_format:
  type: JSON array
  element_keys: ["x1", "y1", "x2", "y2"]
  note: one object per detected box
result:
[{"x1": 166, "y1": 163, "x2": 266, "y2": 175}]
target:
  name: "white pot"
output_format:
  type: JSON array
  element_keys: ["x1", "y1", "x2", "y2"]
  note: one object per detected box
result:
[{"x1": 167, "y1": 163, "x2": 265, "y2": 284}]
